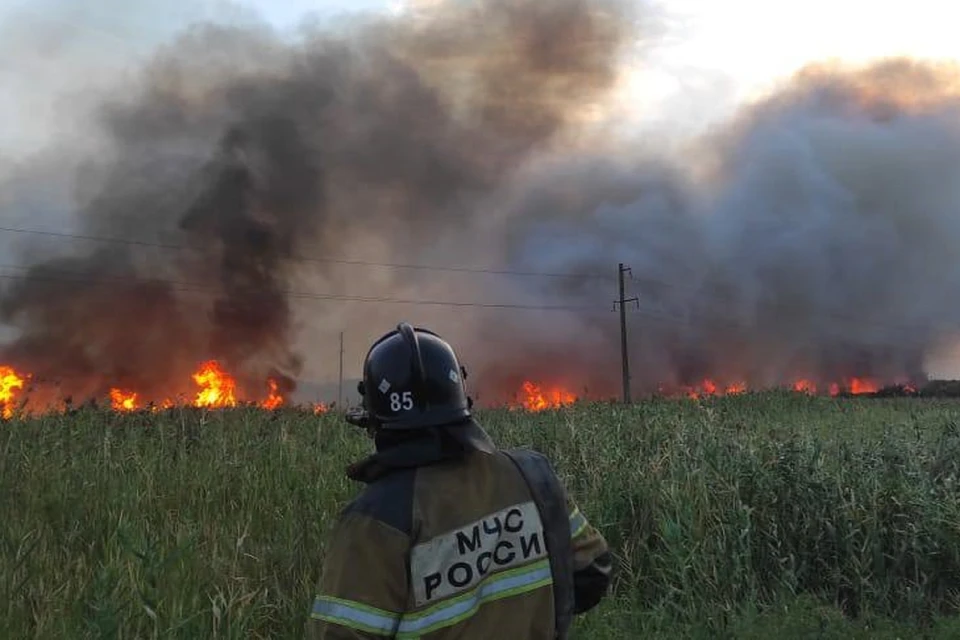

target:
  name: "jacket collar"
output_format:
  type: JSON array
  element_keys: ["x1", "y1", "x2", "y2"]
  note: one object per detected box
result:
[{"x1": 346, "y1": 418, "x2": 496, "y2": 483}]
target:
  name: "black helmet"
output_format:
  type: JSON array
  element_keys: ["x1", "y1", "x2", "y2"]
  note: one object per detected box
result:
[{"x1": 352, "y1": 322, "x2": 472, "y2": 430}]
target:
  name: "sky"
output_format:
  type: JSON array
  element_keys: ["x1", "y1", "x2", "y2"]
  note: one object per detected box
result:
[{"x1": 2, "y1": 0, "x2": 960, "y2": 155}]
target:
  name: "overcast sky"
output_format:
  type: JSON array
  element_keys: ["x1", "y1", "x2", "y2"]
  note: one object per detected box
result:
[{"x1": 2, "y1": 0, "x2": 958, "y2": 155}]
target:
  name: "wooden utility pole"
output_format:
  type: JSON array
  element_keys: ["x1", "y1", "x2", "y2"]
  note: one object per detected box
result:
[
  {"x1": 615, "y1": 263, "x2": 638, "y2": 404},
  {"x1": 338, "y1": 331, "x2": 344, "y2": 409}
]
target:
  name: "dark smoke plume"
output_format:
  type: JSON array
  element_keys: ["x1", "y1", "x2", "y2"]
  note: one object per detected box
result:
[
  {"x1": 488, "y1": 58, "x2": 960, "y2": 399},
  {"x1": 0, "y1": 0, "x2": 640, "y2": 405},
  {"x1": 5, "y1": 0, "x2": 960, "y2": 408}
]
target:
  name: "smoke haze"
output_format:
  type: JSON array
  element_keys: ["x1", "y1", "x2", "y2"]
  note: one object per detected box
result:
[
  {"x1": 499, "y1": 58, "x2": 960, "y2": 397},
  {"x1": 2, "y1": 0, "x2": 960, "y2": 406}
]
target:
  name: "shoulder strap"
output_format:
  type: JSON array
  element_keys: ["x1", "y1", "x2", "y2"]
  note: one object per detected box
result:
[{"x1": 501, "y1": 448, "x2": 574, "y2": 640}]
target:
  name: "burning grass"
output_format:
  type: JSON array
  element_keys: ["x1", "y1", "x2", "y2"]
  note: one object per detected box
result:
[
  {"x1": 0, "y1": 359, "x2": 926, "y2": 421},
  {"x1": 3, "y1": 394, "x2": 960, "y2": 637},
  {"x1": 0, "y1": 360, "x2": 327, "y2": 418}
]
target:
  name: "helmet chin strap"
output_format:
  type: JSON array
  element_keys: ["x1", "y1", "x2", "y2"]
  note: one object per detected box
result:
[{"x1": 345, "y1": 407, "x2": 381, "y2": 440}]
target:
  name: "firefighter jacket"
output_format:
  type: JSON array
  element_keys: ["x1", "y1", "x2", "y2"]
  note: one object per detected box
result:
[{"x1": 306, "y1": 418, "x2": 612, "y2": 639}]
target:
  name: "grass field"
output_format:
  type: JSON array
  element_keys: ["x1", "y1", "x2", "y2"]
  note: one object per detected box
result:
[{"x1": 4, "y1": 392, "x2": 960, "y2": 638}]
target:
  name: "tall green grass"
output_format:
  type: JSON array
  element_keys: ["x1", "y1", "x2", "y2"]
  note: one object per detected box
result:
[{"x1": 3, "y1": 392, "x2": 960, "y2": 638}]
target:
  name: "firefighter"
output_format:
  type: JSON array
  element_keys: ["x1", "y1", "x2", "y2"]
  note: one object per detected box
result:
[{"x1": 306, "y1": 322, "x2": 612, "y2": 639}]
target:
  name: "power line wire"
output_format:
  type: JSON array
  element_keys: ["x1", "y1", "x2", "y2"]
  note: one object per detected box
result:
[
  {"x1": 0, "y1": 263, "x2": 944, "y2": 393},
  {"x1": 0, "y1": 268, "x2": 607, "y2": 313},
  {"x1": 0, "y1": 263, "x2": 943, "y2": 338},
  {"x1": 2, "y1": 224, "x2": 943, "y2": 333},
  {"x1": 616, "y1": 265, "x2": 950, "y2": 336},
  {"x1": 0, "y1": 225, "x2": 950, "y2": 333},
  {"x1": 0, "y1": 225, "x2": 613, "y2": 281}
]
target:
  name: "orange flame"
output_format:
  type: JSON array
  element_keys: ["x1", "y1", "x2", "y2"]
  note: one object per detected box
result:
[
  {"x1": 262, "y1": 379, "x2": 283, "y2": 410},
  {"x1": 848, "y1": 378, "x2": 879, "y2": 395},
  {"x1": 517, "y1": 380, "x2": 577, "y2": 411},
  {"x1": 192, "y1": 360, "x2": 237, "y2": 408},
  {"x1": 109, "y1": 388, "x2": 138, "y2": 412},
  {"x1": 826, "y1": 377, "x2": 880, "y2": 396},
  {"x1": 0, "y1": 355, "x2": 920, "y2": 418},
  {"x1": 677, "y1": 377, "x2": 887, "y2": 399},
  {"x1": 683, "y1": 379, "x2": 747, "y2": 398},
  {"x1": 0, "y1": 360, "x2": 331, "y2": 415},
  {"x1": 0, "y1": 366, "x2": 25, "y2": 419}
]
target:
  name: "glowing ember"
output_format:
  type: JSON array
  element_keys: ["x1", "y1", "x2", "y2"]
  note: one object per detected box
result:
[
  {"x1": 683, "y1": 379, "x2": 747, "y2": 398},
  {"x1": 668, "y1": 376, "x2": 895, "y2": 400},
  {"x1": 848, "y1": 377, "x2": 879, "y2": 395},
  {"x1": 725, "y1": 381, "x2": 747, "y2": 395},
  {"x1": 109, "y1": 388, "x2": 138, "y2": 412},
  {"x1": 192, "y1": 360, "x2": 237, "y2": 408},
  {"x1": 827, "y1": 377, "x2": 881, "y2": 396},
  {"x1": 262, "y1": 379, "x2": 283, "y2": 410},
  {"x1": 314, "y1": 402, "x2": 329, "y2": 415},
  {"x1": 0, "y1": 366, "x2": 25, "y2": 419},
  {"x1": 517, "y1": 380, "x2": 577, "y2": 411}
]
